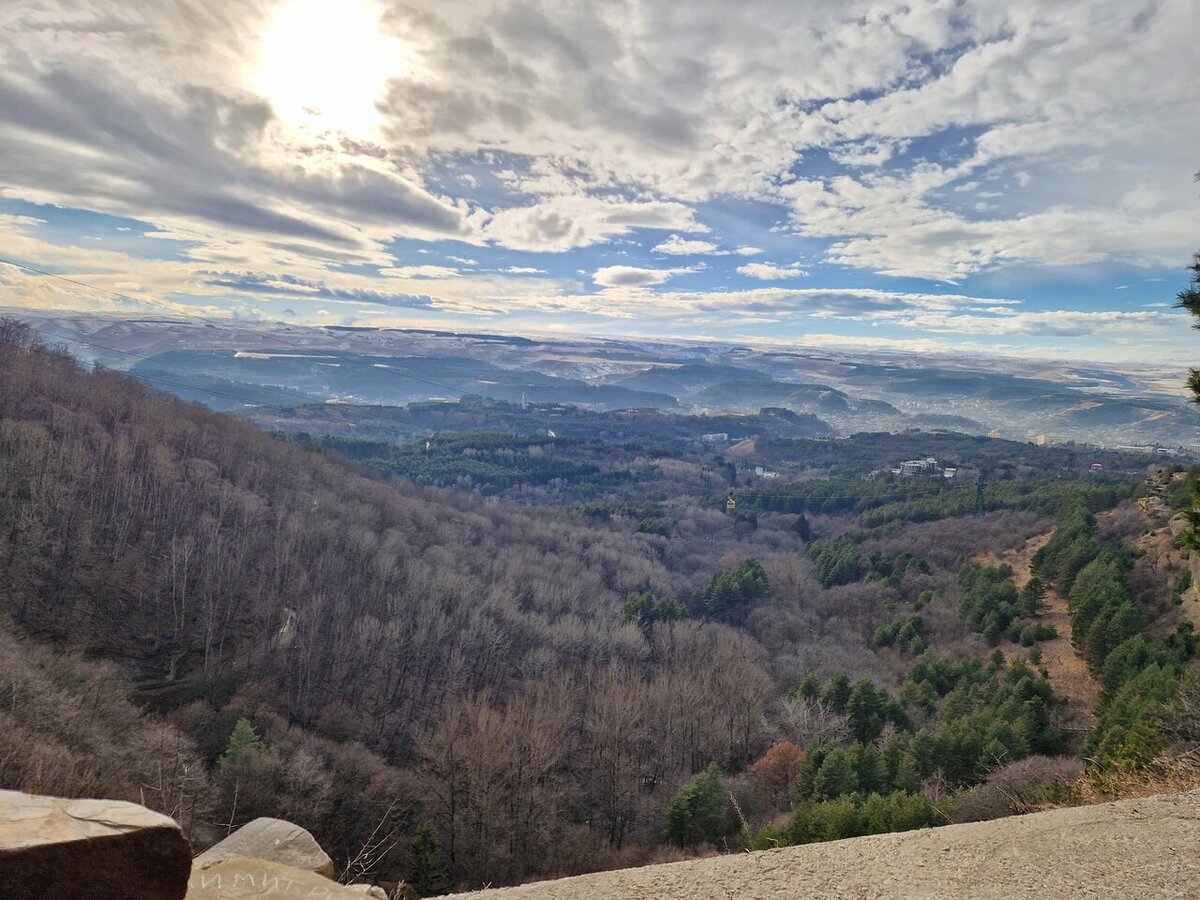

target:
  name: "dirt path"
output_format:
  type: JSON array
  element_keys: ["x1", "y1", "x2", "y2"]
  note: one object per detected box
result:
[
  {"x1": 978, "y1": 532, "x2": 1099, "y2": 736},
  {"x1": 449, "y1": 790, "x2": 1200, "y2": 900}
]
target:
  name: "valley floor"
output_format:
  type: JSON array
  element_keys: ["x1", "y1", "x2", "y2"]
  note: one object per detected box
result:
[{"x1": 447, "y1": 789, "x2": 1200, "y2": 899}]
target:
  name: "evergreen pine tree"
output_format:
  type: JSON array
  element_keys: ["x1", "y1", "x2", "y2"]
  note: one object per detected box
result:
[
  {"x1": 219, "y1": 717, "x2": 269, "y2": 768},
  {"x1": 1019, "y1": 576, "x2": 1047, "y2": 616},
  {"x1": 845, "y1": 680, "x2": 883, "y2": 743},
  {"x1": 663, "y1": 763, "x2": 729, "y2": 848},
  {"x1": 1176, "y1": 243, "x2": 1200, "y2": 549},
  {"x1": 1176, "y1": 244, "x2": 1200, "y2": 408},
  {"x1": 797, "y1": 673, "x2": 821, "y2": 702},
  {"x1": 823, "y1": 673, "x2": 852, "y2": 712},
  {"x1": 405, "y1": 821, "x2": 450, "y2": 897},
  {"x1": 892, "y1": 752, "x2": 921, "y2": 794},
  {"x1": 811, "y1": 747, "x2": 857, "y2": 800},
  {"x1": 848, "y1": 743, "x2": 887, "y2": 794},
  {"x1": 794, "y1": 747, "x2": 828, "y2": 803},
  {"x1": 793, "y1": 513, "x2": 813, "y2": 541}
]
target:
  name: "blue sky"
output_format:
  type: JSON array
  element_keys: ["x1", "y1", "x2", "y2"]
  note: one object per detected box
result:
[{"x1": 1, "y1": 0, "x2": 1197, "y2": 363}]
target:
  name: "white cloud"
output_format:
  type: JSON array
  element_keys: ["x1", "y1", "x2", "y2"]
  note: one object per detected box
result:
[
  {"x1": 793, "y1": 333, "x2": 984, "y2": 354},
  {"x1": 652, "y1": 234, "x2": 723, "y2": 255},
  {"x1": 829, "y1": 139, "x2": 909, "y2": 168},
  {"x1": 781, "y1": 167, "x2": 1200, "y2": 281},
  {"x1": 0, "y1": 0, "x2": 1196, "y2": 353},
  {"x1": 4, "y1": 204, "x2": 1189, "y2": 364},
  {"x1": 380, "y1": 265, "x2": 461, "y2": 279},
  {"x1": 737, "y1": 262, "x2": 809, "y2": 280},
  {"x1": 652, "y1": 235, "x2": 767, "y2": 257},
  {"x1": 479, "y1": 195, "x2": 706, "y2": 252},
  {"x1": 593, "y1": 265, "x2": 698, "y2": 288},
  {"x1": 903, "y1": 308, "x2": 1188, "y2": 339}
]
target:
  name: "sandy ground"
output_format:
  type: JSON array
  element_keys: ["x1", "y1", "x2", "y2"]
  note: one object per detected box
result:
[{"x1": 448, "y1": 790, "x2": 1200, "y2": 899}]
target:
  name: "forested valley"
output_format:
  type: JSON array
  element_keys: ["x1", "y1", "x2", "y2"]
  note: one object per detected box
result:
[{"x1": 3, "y1": 320, "x2": 1199, "y2": 895}]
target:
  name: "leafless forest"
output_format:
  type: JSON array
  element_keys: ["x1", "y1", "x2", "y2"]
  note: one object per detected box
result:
[{"x1": 0, "y1": 324, "x2": 1066, "y2": 887}]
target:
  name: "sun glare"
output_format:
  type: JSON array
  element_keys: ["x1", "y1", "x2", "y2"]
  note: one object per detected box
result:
[{"x1": 255, "y1": 0, "x2": 403, "y2": 137}]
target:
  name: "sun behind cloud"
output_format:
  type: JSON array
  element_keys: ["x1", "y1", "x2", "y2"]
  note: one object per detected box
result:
[{"x1": 254, "y1": 0, "x2": 407, "y2": 137}]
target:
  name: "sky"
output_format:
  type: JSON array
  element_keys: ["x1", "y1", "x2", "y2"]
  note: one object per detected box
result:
[{"x1": 1, "y1": 0, "x2": 1198, "y2": 364}]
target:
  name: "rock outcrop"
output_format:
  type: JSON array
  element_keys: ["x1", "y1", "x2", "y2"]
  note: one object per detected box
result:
[
  {"x1": 193, "y1": 817, "x2": 335, "y2": 878},
  {"x1": 188, "y1": 817, "x2": 397, "y2": 898},
  {"x1": 0, "y1": 789, "x2": 192, "y2": 900},
  {"x1": 187, "y1": 857, "x2": 385, "y2": 899}
]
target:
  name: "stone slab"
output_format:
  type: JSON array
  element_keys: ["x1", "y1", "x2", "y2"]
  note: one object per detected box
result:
[{"x1": 0, "y1": 789, "x2": 190, "y2": 900}]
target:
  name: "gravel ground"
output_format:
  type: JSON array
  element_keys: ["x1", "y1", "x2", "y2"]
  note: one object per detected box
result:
[{"x1": 448, "y1": 790, "x2": 1200, "y2": 900}]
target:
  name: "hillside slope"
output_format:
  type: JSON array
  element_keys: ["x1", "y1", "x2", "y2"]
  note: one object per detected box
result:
[
  {"x1": 978, "y1": 533, "x2": 1099, "y2": 736},
  {"x1": 449, "y1": 790, "x2": 1200, "y2": 899},
  {"x1": 0, "y1": 322, "x2": 778, "y2": 880}
]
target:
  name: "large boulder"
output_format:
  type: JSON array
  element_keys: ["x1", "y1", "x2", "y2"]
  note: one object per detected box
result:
[
  {"x1": 194, "y1": 817, "x2": 334, "y2": 878},
  {"x1": 187, "y1": 858, "x2": 384, "y2": 899},
  {"x1": 346, "y1": 886, "x2": 390, "y2": 899},
  {"x1": 0, "y1": 789, "x2": 191, "y2": 900}
]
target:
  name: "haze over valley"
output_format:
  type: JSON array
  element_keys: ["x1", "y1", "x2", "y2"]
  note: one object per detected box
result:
[{"x1": 19, "y1": 311, "x2": 1200, "y2": 450}]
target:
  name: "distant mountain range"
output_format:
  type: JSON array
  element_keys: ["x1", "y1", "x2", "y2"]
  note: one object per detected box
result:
[{"x1": 11, "y1": 310, "x2": 1199, "y2": 447}]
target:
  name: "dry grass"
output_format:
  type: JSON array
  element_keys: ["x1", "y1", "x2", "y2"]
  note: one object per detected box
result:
[{"x1": 1070, "y1": 753, "x2": 1200, "y2": 805}]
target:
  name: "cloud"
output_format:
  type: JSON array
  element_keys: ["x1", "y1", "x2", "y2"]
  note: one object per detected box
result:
[
  {"x1": 201, "y1": 272, "x2": 438, "y2": 309},
  {"x1": 657, "y1": 236, "x2": 720, "y2": 256},
  {"x1": 781, "y1": 165, "x2": 1200, "y2": 281},
  {"x1": 380, "y1": 265, "x2": 461, "y2": 279},
  {"x1": 737, "y1": 262, "x2": 809, "y2": 280},
  {"x1": 0, "y1": 0, "x2": 1196, "y2": 360},
  {"x1": 901, "y1": 308, "x2": 1187, "y2": 339},
  {"x1": 593, "y1": 265, "x2": 698, "y2": 288},
  {"x1": 792, "y1": 333, "x2": 989, "y2": 354},
  {"x1": 0, "y1": 58, "x2": 472, "y2": 265},
  {"x1": 479, "y1": 195, "x2": 706, "y2": 252},
  {"x1": 653, "y1": 234, "x2": 723, "y2": 255},
  {"x1": 829, "y1": 139, "x2": 909, "y2": 168},
  {"x1": 651, "y1": 234, "x2": 767, "y2": 257}
]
